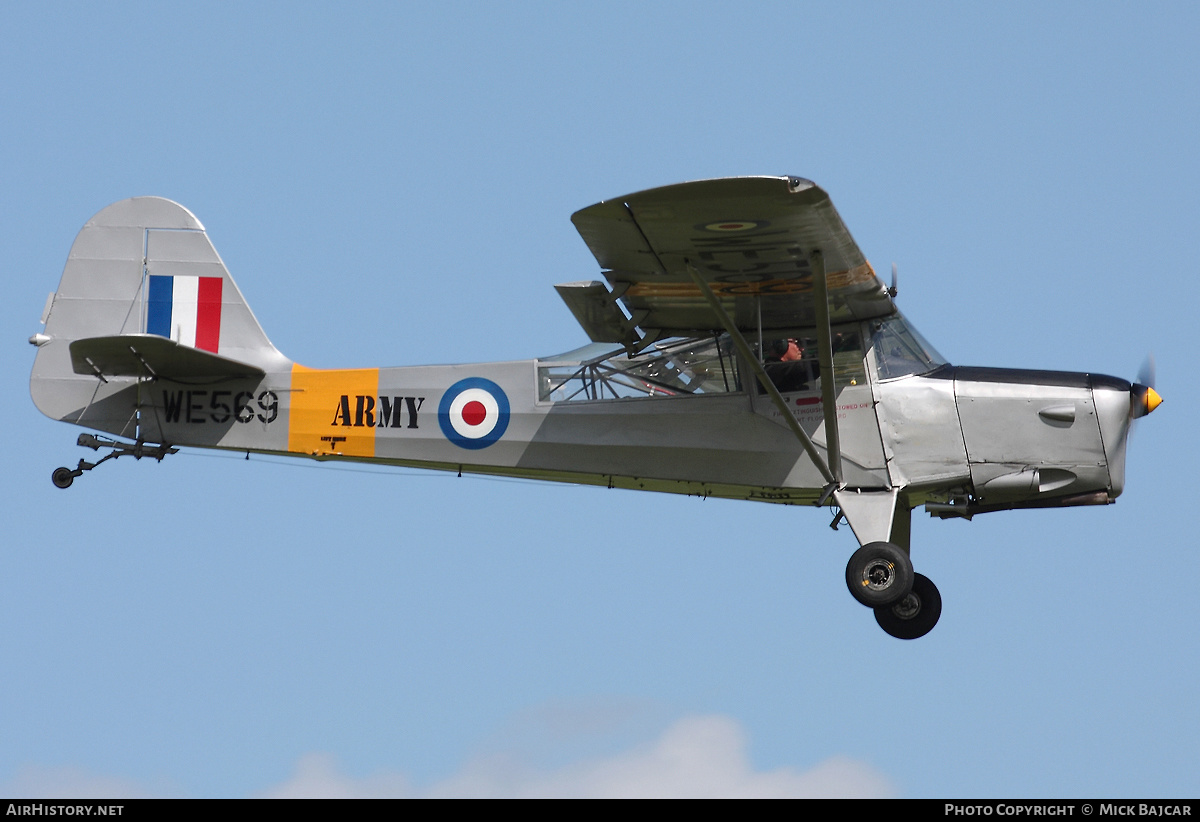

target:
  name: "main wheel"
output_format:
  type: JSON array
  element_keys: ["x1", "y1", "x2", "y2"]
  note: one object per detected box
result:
[
  {"x1": 845, "y1": 541, "x2": 913, "y2": 608},
  {"x1": 874, "y1": 573, "x2": 941, "y2": 639},
  {"x1": 51, "y1": 467, "x2": 75, "y2": 489}
]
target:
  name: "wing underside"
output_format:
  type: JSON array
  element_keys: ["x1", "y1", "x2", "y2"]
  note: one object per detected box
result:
[{"x1": 564, "y1": 176, "x2": 895, "y2": 344}]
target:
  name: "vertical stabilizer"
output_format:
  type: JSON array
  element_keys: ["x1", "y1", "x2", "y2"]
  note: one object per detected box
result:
[{"x1": 30, "y1": 197, "x2": 291, "y2": 437}]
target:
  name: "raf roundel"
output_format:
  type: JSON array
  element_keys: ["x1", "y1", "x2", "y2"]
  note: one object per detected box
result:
[
  {"x1": 438, "y1": 377, "x2": 511, "y2": 450},
  {"x1": 695, "y1": 219, "x2": 769, "y2": 233}
]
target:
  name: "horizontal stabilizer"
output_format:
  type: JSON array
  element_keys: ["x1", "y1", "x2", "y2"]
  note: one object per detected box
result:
[{"x1": 70, "y1": 334, "x2": 265, "y2": 381}]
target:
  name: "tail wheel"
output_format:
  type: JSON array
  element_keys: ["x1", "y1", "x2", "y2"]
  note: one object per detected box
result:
[
  {"x1": 875, "y1": 573, "x2": 942, "y2": 639},
  {"x1": 845, "y1": 541, "x2": 913, "y2": 608}
]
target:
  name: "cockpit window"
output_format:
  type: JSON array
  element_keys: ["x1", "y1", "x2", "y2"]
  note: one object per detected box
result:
[
  {"x1": 537, "y1": 335, "x2": 741, "y2": 402},
  {"x1": 870, "y1": 315, "x2": 947, "y2": 380},
  {"x1": 755, "y1": 330, "x2": 866, "y2": 394}
]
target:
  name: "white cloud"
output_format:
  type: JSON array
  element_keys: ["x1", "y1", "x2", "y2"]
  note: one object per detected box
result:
[
  {"x1": 2, "y1": 714, "x2": 895, "y2": 798},
  {"x1": 262, "y1": 714, "x2": 896, "y2": 799},
  {"x1": 258, "y1": 753, "x2": 414, "y2": 799}
]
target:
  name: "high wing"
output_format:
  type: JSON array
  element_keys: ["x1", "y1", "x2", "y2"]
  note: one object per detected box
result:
[{"x1": 562, "y1": 176, "x2": 895, "y2": 346}]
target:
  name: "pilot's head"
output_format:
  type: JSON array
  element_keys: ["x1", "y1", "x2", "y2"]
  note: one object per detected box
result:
[{"x1": 765, "y1": 339, "x2": 790, "y2": 361}]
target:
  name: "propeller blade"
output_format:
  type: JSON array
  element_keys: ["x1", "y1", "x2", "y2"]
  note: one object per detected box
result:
[
  {"x1": 1130, "y1": 355, "x2": 1161, "y2": 419},
  {"x1": 1137, "y1": 354, "x2": 1156, "y2": 390}
]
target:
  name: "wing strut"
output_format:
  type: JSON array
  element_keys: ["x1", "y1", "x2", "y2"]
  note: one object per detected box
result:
[
  {"x1": 810, "y1": 250, "x2": 843, "y2": 484},
  {"x1": 684, "y1": 261, "x2": 838, "y2": 488}
]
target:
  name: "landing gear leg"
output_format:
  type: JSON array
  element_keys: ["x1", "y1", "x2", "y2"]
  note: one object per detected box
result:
[
  {"x1": 874, "y1": 573, "x2": 941, "y2": 640},
  {"x1": 835, "y1": 491, "x2": 943, "y2": 637}
]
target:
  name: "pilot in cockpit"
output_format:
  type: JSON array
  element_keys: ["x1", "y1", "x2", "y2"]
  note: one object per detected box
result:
[{"x1": 763, "y1": 337, "x2": 811, "y2": 392}]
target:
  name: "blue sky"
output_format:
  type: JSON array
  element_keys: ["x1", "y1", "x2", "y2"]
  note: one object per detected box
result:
[{"x1": 2, "y1": 2, "x2": 1197, "y2": 798}]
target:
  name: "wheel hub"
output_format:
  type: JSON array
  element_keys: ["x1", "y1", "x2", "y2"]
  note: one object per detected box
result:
[
  {"x1": 891, "y1": 592, "x2": 922, "y2": 620},
  {"x1": 863, "y1": 559, "x2": 896, "y2": 591},
  {"x1": 846, "y1": 542, "x2": 913, "y2": 609}
]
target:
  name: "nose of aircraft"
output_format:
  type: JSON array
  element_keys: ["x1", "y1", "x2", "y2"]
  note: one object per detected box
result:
[{"x1": 1092, "y1": 374, "x2": 1159, "y2": 502}]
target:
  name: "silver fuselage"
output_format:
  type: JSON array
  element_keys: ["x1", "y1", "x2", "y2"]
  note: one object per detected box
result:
[{"x1": 34, "y1": 318, "x2": 1131, "y2": 516}]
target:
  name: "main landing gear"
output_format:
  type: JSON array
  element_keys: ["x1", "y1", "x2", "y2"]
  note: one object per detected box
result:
[
  {"x1": 845, "y1": 541, "x2": 941, "y2": 639},
  {"x1": 50, "y1": 434, "x2": 177, "y2": 488}
]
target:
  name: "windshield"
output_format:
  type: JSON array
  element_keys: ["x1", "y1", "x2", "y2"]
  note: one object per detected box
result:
[{"x1": 870, "y1": 314, "x2": 947, "y2": 380}]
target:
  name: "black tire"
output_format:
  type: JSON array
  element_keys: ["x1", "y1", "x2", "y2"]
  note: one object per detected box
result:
[
  {"x1": 51, "y1": 467, "x2": 75, "y2": 489},
  {"x1": 874, "y1": 573, "x2": 942, "y2": 640},
  {"x1": 845, "y1": 541, "x2": 913, "y2": 607}
]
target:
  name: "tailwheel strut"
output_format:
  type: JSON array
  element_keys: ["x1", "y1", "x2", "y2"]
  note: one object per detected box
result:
[{"x1": 51, "y1": 433, "x2": 178, "y2": 489}]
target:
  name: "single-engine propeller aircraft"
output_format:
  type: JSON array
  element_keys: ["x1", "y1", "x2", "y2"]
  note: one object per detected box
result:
[{"x1": 29, "y1": 177, "x2": 1162, "y2": 638}]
